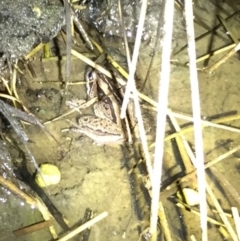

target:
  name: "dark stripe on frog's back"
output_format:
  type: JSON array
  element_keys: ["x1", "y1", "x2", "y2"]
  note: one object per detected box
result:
[
  {"x1": 96, "y1": 76, "x2": 121, "y2": 125},
  {"x1": 100, "y1": 96, "x2": 119, "y2": 124},
  {"x1": 97, "y1": 71, "x2": 123, "y2": 104}
]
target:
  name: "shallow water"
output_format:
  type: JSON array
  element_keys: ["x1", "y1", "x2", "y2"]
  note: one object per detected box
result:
[{"x1": 1, "y1": 1, "x2": 240, "y2": 240}]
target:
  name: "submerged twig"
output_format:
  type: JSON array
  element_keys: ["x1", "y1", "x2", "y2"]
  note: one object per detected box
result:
[{"x1": 13, "y1": 220, "x2": 52, "y2": 237}]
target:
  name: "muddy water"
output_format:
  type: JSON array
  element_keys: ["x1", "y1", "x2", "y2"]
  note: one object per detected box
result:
[{"x1": 1, "y1": 1, "x2": 240, "y2": 240}]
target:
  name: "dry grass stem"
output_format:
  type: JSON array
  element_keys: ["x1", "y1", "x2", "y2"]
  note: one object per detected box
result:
[
  {"x1": 41, "y1": 54, "x2": 94, "y2": 62},
  {"x1": 118, "y1": 0, "x2": 131, "y2": 69},
  {"x1": 210, "y1": 166, "x2": 240, "y2": 207},
  {"x1": 24, "y1": 43, "x2": 45, "y2": 60},
  {"x1": 206, "y1": 183, "x2": 238, "y2": 241},
  {"x1": 116, "y1": 0, "x2": 154, "y2": 191},
  {"x1": 205, "y1": 145, "x2": 240, "y2": 169},
  {"x1": 190, "y1": 235, "x2": 198, "y2": 241},
  {"x1": 145, "y1": 106, "x2": 240, "y2": 137},
  {"x1": 158, "y1": 202, "x2": 173, "y2": 241},
  {"x1": 208, "y1": 42, "x2": 240, "y2": 73},
  {"x1": 0, "y1": 175, "x2": 37, "y2": 206},
  {"x1": 192, "y1": 43, "x2": 236, "y2": 64},
  {"x1": 35, "y1": 198, "x2": 58, "y2": 239},
  {"x1": 163, "y1": 110, "x2": 240, "y2": 143},
  {"x1": 166, "y1": 144, "x2": 240, "y2": 195},
  {"x1": 1, "y1": 77, "x2": 12, "y2": 95},
  {"x1": 92, "y1": 8, "x2": 152, "y2": 168},
  {"x1": 71, "y1": 48, "x2": 159, "y2": 110},
  {"x1": 57, "y1": 211, "x2": 108, "y2": 241},
  {"x1": 71, "y1": 49, "x2": 112, "y2": 77},
  {"x1": 120, "y1": 0, "x2": 148, "y2": 118},
  {"x1": 44, "y1": 43, "x2": 51, "y2": 58},
  {"x1": 11, "y1": 64, "x2": 20, "y2": 108},
  {"x1": 81, "y1": 18, "x2": 153, "y2": 188},
  {"x1": 185, "y1": 1, "x2": 207, "y2": 238},
  {"x1": 231, "y1": 207, "x2": 240, "y2": 240},
  {"x1": 149, "y1": 0, "x2": 174, "y2": 239},
  {"x1": 176, "y1": 202, "x2": 226, "y2": 227},
  {"x1": 44, "y1": 97, "x2": 97, "y2": 125},
  {"x1": 0, "y1": 93, "x2": 29, "y2": 112},
  {"x1": 167, "y1": 110, "x2": 197, "y2": 185},
  {"x1": 72, "y1": 10, "x2": 93, "y2": 50},
  {"x1": 212, "y1": 209, "x2": 232, "y2": 218},
  {"x1": 67, "y1": 81, "x2": 87, "y2": 85},
  {"x1": 170, "y1": 111, "x2": 240, "y2": 133}
]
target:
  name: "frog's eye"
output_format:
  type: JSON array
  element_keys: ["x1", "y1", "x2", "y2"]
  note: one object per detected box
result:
[
  {"x1": 87, "y1": 71, "x2": 93, "y2": 80},
  {"x1": 86, "y1": 69, "x2": 97, "y2": 81}
]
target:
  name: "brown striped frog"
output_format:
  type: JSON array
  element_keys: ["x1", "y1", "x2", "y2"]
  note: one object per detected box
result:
[{"x1": 70, "y1": 67, "x2": 125, "y2": 145}]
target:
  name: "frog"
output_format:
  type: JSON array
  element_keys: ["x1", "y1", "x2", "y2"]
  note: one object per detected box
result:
[{"x1": 70, "y1": 67, "x2": 125, "y2": 145}]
